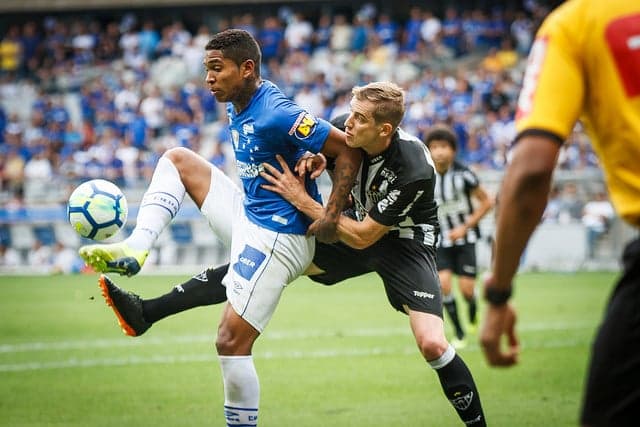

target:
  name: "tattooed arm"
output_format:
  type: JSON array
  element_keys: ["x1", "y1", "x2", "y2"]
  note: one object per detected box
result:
[
  {"x1": 261, "y1": 155, "x2": 388, "y2": 249},
  {"x1": 305, "y1": 126, "x2": 361, "y2": 242}
]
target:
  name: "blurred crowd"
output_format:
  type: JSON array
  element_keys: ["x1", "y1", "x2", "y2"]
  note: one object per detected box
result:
[{"x1": 0, "y1": 2, "x2": 601, "y2": 208}]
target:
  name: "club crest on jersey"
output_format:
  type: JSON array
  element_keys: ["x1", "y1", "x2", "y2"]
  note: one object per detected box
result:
[
  {"x1": 367, "y1": 180, "x2": 389, "y2": 204},
  {"x1": 290, "y1": 112, "x2": 318, "y2": 140},
  {"x1": 233, "y1": 245, "x2": 266, "y2": 281}
]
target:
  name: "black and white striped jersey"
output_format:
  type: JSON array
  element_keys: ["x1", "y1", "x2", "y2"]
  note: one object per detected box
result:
[
  {"x1": 350, "y1": 128, "x2": 440, "y2": 246},
  {"x1": 434, "y1": 161, "x2": 481, "y2": 247}
]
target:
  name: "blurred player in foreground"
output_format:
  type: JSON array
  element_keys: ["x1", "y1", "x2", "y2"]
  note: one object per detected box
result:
[{"x1": 479, "y1": 1, "x2": 640, "y2": 425}]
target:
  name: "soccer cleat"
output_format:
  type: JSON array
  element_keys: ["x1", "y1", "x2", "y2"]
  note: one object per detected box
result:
[
  {"x1": 98, "y1": 275, "x2": 151, "y2": 337},
  {"x1": 79, "y1": 242, "x2": 148, "y2": 277}
]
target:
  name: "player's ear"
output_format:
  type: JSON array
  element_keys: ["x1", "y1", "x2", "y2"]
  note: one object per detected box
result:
[
  {"x1": 241, "y1": 59, "x2": 255, "y2": 78},
  {"x1": 379, "y1": 122, "x2": 393, "y2": 138}
]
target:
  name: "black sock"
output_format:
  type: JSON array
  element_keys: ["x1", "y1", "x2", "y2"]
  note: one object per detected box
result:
[
  {"x1": 433, "y1": 352, "x2": 486, "y2": 426},
  {"x1": 142, "y1": 264, "x2": 229, "y2": 323},
  {"x1": 466, "y1": 295, "x2": 477, "y2": 325},
  {"x1": 443, "y1": 295, "x2": 465, "y2": 339}
]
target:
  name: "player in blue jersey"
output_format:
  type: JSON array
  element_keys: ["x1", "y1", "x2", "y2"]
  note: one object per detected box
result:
[
  {"x1": 96, "y1": 83, "x2": 487, "y2": 426},
  {"x1": 79, "y1": 29, "x2": 360, "y2": 427}
]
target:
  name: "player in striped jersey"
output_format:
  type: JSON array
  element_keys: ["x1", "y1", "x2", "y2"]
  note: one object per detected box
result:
[{"x1": 426, "y1": 127, "x2": 493, "y2": 348}]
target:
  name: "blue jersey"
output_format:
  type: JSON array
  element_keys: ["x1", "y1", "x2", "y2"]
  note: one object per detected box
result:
[{"x1": 227, "y1": 80, "x2": 330, "y2": 234}]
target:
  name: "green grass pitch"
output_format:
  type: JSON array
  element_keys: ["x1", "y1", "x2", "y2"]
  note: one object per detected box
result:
[{"x1": 0, "y1": 271, "x2": 617, "y2": 426}]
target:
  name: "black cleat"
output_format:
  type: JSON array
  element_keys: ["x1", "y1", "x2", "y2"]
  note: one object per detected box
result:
[{"x1": 98, "y1": 275, "x2": 152, "y2": 337}]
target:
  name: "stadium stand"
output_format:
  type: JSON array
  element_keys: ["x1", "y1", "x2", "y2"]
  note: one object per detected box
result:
[{"x1": 0, "y1": 1, "x2": 622, "y2": 273}]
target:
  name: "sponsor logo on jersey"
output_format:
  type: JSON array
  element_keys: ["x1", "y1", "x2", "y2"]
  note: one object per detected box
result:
[
  {"x1": 516, "y1": 36, "x2": 548, "y2": 120},
  {"x1": 233, "y1": 245, "x2": 266, "y2": 281},
  {"x1": 377, "y1": 189, "x2": 401, "y2": 213},
  {"x1": 379, "y1": 168, "x2": 397, "y2": 184},
  {"x1": 289, "y1": 112, "x2": 318, "y2": 139},
  {"x1": 242, "y1": 123, "x2": 254, "y2": 135},
  {"x1": 236, "y1": 160, "x2": 264, "y2": 178}
]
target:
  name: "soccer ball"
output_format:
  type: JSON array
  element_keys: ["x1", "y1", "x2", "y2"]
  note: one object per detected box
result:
[{"x1": 67, "y1": 179, "x2": 128, "y2": 241}]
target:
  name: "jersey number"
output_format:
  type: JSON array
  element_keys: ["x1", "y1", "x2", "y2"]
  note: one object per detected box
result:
[{"x1": 605, "y1": 13, "x2": 640, "y2": 98}]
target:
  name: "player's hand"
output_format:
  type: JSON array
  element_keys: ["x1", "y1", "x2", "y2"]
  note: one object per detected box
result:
[
  {"x1": 308, "y1": 216, "x2": 339, "y2": 243},
  {"x1": 479, "y1": 276, "x2": 519, "y2": 367},
  {"x1": 260, "y1": 155, "x2": 307, "y2": 206},
  {"x1": 295, "y1": 152, "x2": 327, "y2": 179},
  {"x1": 448, "y1": 225, "x2": 467, "y2": 241}
]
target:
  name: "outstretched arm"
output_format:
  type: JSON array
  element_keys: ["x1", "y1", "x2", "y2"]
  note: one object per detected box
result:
[
  {"x1": 480, "y1": 134, "x2": 560, "y2": 367},
  {"x1": 261, "y1": 155, "x2": 389, "y2": 249}
]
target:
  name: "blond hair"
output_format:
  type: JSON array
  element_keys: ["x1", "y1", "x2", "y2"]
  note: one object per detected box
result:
[{"x1": 351, "y1": 82, "x2": 405, "y2": 130}]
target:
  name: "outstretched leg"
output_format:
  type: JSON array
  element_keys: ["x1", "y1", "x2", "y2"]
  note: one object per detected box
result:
[
  {"x1": 80, "y1": 147, "x2": 213, "y2": 276},
  {"x1": 98, "y1": 264, "x2": 230, "y2": 336}
]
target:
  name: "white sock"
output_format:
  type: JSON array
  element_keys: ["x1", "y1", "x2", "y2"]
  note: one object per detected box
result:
[
  {"x1": 125, "y1": 156, "x2": 185, "y2": 251},
  {"x1": 428, "y1": 344, "x2": 456, "y2": 370},
  {"x1": 219, "y1": 355, "x2": 260, "y2": 427}
]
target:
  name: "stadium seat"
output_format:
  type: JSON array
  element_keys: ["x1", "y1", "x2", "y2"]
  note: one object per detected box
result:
[
  {"x1": 168, "y1": 222, "x2": 199, "y2": 265},
  {"x1": 0, "y1": 224, "x2": 11, "y2": 246},
  {"x1": 32, "y1": 225, "x2": 57, "y2": 246},
  {"x1": 9, "y1": 224, "x2": 36, "y2": 250},
  {"x1": 170, "y1": 222, "x2": 193, "y2": 244},
  {"x1": 53, "y1": 222, "x2": 81, "y2": 248}
]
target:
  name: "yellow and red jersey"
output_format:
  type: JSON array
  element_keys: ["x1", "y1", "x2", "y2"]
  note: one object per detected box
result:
[{"x1": 515, "y1": 0, "x2": 640, "y2": 227}]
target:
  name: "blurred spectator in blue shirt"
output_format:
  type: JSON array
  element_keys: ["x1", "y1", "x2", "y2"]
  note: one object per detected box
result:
[{"x1": 258, "y1": 16, "x2": 284, "y2": 62}]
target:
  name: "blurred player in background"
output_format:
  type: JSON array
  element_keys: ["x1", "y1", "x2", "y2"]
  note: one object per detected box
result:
[
  {"x1": 81, "y1": 29, "x2": 360, "y2": 427},
  {"x1": 478, "y1": 1, "x2": 640, "y2": 425},
  {"x1": 99, "y1": 83, "x2": 487, "y2": 426},
  {"x1": 426, "y1": 127, "x2": 493, "y2": 348}
]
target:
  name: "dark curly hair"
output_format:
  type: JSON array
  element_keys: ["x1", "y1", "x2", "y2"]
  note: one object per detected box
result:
[
  {"x1": 205, "y1": 29, "x2": 262, "y2": 77},
  {"x1": 425, "y1": 126, "x2": 457, "y2": 151}
]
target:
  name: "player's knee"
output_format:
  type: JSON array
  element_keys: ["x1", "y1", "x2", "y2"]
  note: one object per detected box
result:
[
  {"x1": 163, "y1": 147, "x2": 193, "y2": 171},
  {"x1": 416, "y1": 334, "x2": 449, "y2": 361},
  {"x1": 215, "y1": 325, "x2": 242, "y2": 355}
]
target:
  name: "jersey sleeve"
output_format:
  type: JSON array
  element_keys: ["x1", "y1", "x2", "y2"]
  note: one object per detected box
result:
[
  {"x1": 268, "y1": 99, "x2": 331, "y2": 153},
  {"x1": 515, "y1": 2, "x2": 586, "y2": 142},
  {"x1": 368, "y1": 180, "x2": 427, "y2": 226},
  {"x1": 462, "y1": 168, "x2": 479, "y2": 191}
]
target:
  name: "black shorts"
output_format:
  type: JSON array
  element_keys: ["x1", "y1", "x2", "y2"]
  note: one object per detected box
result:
[
  {"x1": 309, "y1": 236, "x2": 442, "y2": 318},
  {"x1": 581, "y1": 237, "x2": 640, "y2": 426},
  {"x1": 435, "y1": 243, "x2": 477, "y2": 277}
]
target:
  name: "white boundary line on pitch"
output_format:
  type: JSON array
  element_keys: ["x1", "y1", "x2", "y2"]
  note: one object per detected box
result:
[
  {"x1": 0, "y1": 337, "x2": 591, "y2": 373},
  {"x1": 0, "y1": 321, "x2": 594, "y2": 354}
]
